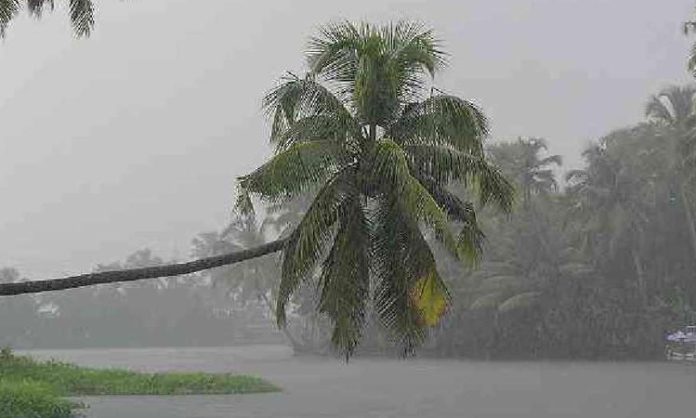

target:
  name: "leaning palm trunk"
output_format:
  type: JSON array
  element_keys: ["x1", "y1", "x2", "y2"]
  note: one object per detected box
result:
[{"x1": 0, "y1": 239, "x2": 285, "y2": 296}]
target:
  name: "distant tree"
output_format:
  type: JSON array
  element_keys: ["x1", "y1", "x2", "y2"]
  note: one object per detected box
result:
[
  {"x1": 191, "y1": 214, "x2": 281, "y2": 326},
  {"x1": 0, "y1": 268, "x2": 37, "y2": 347},
  {"x1": 565, "y1": 134, "x2": 652, "y2": 305},
  {"x1": 0, "y1": 268, "x2": 21, "y2": 284},
  {"x1": 685, "y1": 5, "x2": 696, "y2": 76},
  {"x1": 645, "y1": 85, "x2": 696, "y2": 260},
  {"x1": 488, "y1": 137, "x2": 561, "y2": 208}
]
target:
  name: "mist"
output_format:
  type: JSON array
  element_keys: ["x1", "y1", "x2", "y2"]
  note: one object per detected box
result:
[{"x1": 0, "y1": 0, "x2": 692, "y2": 279}]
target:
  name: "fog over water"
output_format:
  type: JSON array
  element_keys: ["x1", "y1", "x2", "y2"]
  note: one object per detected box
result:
[
  {"x1": 24, "y1": 346, "x2": 696, "y2": 418},
  {"x1": 0, "y1": 0, "x2": 693, "y2": 279}
]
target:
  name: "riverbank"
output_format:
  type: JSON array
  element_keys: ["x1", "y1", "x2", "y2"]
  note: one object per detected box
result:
[{"x1": 0, "y1": 348, "x2": 279, "y2": 418}]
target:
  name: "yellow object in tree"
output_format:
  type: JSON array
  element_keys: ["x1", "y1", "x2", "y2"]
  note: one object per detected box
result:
[{"x1": 410, "y1": 271, "x2": 448, "y2": 327}]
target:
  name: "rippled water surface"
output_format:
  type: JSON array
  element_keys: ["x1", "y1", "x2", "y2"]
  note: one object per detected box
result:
[{"x1": 23, "y1": 346, "x2": 696, "y2": 418}]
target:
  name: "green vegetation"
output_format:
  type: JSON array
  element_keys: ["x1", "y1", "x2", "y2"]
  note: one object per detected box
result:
[
  {"x1": 0, "y1": 380, "x2": 81, "y2": 418},
  {"x1": 0, "y1": 350, "x2": 278, "y2": 396},
  {"x1": 0, "y1": 349, "x2": 278, "y2": 417},
  {"x1": 394, "y1": 104, "x2": 696, "y2": 360}
]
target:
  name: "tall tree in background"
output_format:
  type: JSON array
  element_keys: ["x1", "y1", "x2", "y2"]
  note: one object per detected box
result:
[
  {"x1": 645, "y1": 85, "x2": 696, "y2": 261},
  {"x1": 192, "y1": 208, "x2": 332, "y2": 354},
  {"x1": 237, "y1": 21, "x2": 513, "y2": 355},
  {"x1": 488, "y1": 137, "x2": 561, "y2": 208},
  {"x1": 566, "y1": 132, "x2": 653, "y2": 305},
  {"x1": 191, "y1": 215, "x2": 291, "y2": 339},
  {"x1": 0, "y1": 0, "x2": 94, "y2": 37}
]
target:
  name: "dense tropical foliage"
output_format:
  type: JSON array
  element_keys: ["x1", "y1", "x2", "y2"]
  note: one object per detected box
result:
[{"x1": 415, "y1": 95, "x2": 696, "y2": 359}]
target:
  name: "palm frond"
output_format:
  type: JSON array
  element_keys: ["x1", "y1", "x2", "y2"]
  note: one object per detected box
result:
[
  {"x1": 390, "y1": 94, "x2": 489, "y2": 155},
  {"x1": 238, "y1": 141, "x2": 348, "y2": 202},
  {"x1": 415, "y1": 176, "x2": 485, "y2": 263},
  {"x1": 646, "y1": 85, "x2": 696, "y2": 126},
  {"x1": 372, "y1": 140, "x2": 461, "y2": 259},
  {"x1": 645, "y1": 95, "x2": 674, "y2": 125},
  {"x1": 264, "y1": 75, "x2": 356, "y2": 150},
  {"x1": 26, "y1": 0, "x2": 52, "y2": 16},
  {"x1": 317, "y1": 192, "x2": 370, "y2": 357},
  {"x1": 533, "y1": 169, "x2": 559, "y2": 192},
  {"x1": 278, "y1": 114, "x2": 352, "y2": 149},
  {"x1": 538, "y1": 154, "x2": 563, "y2": 167},
  {"x1": 690, "y1": 42, "x2": 696, "y2": 76},
  {"x1": 1, "y1": 0, "x2": 93, "y2": 38},
  {"x1": 307, "y1": 20, "x2": 362, "y2": 81},
  {"x1": 385, "y1": 21, "x2": 447, "y2": 76},
  {"x1": 565, "y1": 169, "x2": 588, "y2": 184},
  {"x1": 372, "y1": 195, "x2": 448, "y2": 353},
  {"x1": 0, "y1": 0, "x2": 19, "y2": 37},
  {"x1": 403, "y1": 144, "x2": 515, "y2": 212},
  {"x1": 409, "y1": 270, "x2": 448, "y2": 326},
  {"x1": 469, "y1": 292, "x2": 506, "y2": 310},
  {"x1": 276, "y1": 169, "x2": 356, "y2": 326},
  {"x1": 497, "y1": 291, "x2": 542, "y2": 313},
  {"x1": 383, "y1": 21, "x2": 447, "y2": 102},
  {"x1": 69, "y1": 0, "x2": 94, "y2": 37}
]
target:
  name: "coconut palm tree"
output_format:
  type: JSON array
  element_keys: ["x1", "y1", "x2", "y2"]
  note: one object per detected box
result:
[
  {"x1": 0, "y1": 21, "x2": 513, "y2": 356},
  {"x1": 565, "y1": 139, "x2": 651, "y2": 305},
  {"x1": 488, "y1": 137, "x2": 561, "y2": 208},
  {"x1": 645, "y1": 85, "x2": 696, "y2": 260},
  {"x1": 0, "y1": 0, "x2": 94, "y2": 37},
  {"x1": 686, "y1": 9, "x2": 696, "y2": 76},
  {"x1": 235, "y1": 21, "x2": 513, "y2": 354}
]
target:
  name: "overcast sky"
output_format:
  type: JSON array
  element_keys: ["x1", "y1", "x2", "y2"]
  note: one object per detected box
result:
[{"x1": 0, "y1": 0, "x2": 694, "y2": 279}]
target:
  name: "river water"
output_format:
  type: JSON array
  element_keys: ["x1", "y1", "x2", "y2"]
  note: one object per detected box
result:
[{"x1": 23, "y1": 345, "x2": 696, "y2": 418}]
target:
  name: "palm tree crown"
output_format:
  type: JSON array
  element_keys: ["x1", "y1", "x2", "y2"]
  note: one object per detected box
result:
[
  {"x1": 488, "y1": 137, "x2": 561, "y2": 206},
  {"x1": 237, "y1": 21, "x2": 514, "y2": 356},
  {"x1": 645, "y1": 85, "x2": 696, "y2": 177}
]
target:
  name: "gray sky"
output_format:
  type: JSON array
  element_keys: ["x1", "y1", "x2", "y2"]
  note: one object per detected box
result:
[{"x1": 0, "y1": 0, "x2": 694, "y2": 279}]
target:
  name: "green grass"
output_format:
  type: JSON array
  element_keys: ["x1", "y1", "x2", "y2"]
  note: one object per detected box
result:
[
  {"x1": 0, "y1": 348, "x2": 279, "y2": 417},
  {"x1": 0, "y1": 380, "x2": 82, "y2": 418}
]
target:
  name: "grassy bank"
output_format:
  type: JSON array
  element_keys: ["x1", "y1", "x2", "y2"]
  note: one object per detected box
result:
[
  {"x1": 0, "y1": 380, "x2": 81, "y2": 418},
  {"x1": 0, "y1": 348, "x2": 279, "y2": 417}
]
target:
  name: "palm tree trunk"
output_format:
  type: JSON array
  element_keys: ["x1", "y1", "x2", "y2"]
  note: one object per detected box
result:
[
  {"x1": 0, "y1": 239, "x2": 286, "y2": 296},
  {"x1": 679, "y1": 182, "x2": 696, "y2": 262},
  {"x1": 631, "y1": 248, "x2": 648, "y2": 307}
]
